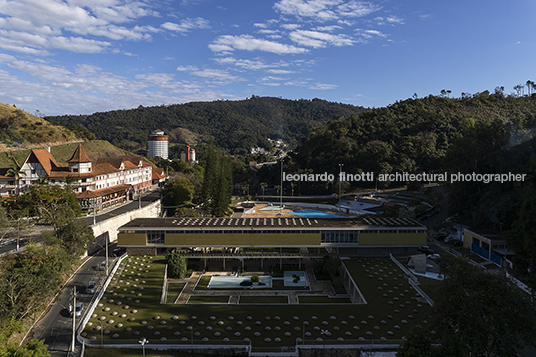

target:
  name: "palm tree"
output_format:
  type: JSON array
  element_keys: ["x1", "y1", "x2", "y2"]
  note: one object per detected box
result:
[
  {"x1": 259, "y1": 182, "x2": 267, "y2": 198},
  {"x1": 36, "y1": 177, "x2": 48, "y2": 185},
  {"x1": 6, "y1": 165, "x2": 25, "y2": 196}
]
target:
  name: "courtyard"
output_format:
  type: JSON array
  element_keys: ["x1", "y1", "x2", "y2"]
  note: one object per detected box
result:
[{"x1": 80, "y1": 255, "x2": 432, "y2": 352}]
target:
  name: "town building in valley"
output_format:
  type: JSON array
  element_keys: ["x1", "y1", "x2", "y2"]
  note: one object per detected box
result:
[{"x1": 1, "y1": 144, "x2": 164, "y2": 211}]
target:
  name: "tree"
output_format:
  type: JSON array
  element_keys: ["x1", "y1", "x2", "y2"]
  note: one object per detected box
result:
[
  {"x1": 161, "y1": 177, "x2": 194, "y2": 207},
  {"x1": 55, "y1": 220, "x2": 95, "y2": 263},
  {"x1": 429, "y1": 258, "x2": 536, "y2": 356},
  {"x1": 6, "y1": 164, "x2": 25, "y2": 196},
  {"x1": 165, "y1": 251, "x2": 187, "y2": 279},
  {"x1": 259, "y1": 182, "x2": 267, "y2": 197},
  {"x1": 396, "y1": 325, "x2": 434, "y2": 357}
]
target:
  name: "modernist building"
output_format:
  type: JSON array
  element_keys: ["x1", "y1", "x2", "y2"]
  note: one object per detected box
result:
[
  {"x1": 463, "y1": 228, "x2": 514, "y2": 266},
  {"x1": 1, "y1": 144, "x2": 162, "y2": 210},
  {"x1": 180, "y1": 145, "x2": 196, "y2": 162},
  {"x1": 117, "y1": 216, "x2": 427, "y2": 260},
  {"x1": 148, "y1": 130, "x2": 169, "y2": 160}
]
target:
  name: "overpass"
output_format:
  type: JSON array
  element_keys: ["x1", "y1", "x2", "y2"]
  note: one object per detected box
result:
[{"x1": 88, "y1": 196, "x2": 161, "y2": 255}]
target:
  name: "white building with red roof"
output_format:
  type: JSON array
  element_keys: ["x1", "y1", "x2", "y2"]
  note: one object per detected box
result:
[{"x1": 2, "y1": 144, "x2": 164, "y2": 210}]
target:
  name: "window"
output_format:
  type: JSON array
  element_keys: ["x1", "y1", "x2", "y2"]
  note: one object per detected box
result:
[
  {"x1": 72, "y1": 168, "x2": 78, "y2": 173},
  {"x1": 147, "y1": 231, "x2": 165, "y2": 244}
]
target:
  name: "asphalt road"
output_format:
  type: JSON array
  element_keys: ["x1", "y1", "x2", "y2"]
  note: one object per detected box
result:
[
  {"x1": 32, "y1": 252, "x2": 118, "y2": 357},
  {"x1": 26, "y1": 190, "x2": 161, "y2": 356}
]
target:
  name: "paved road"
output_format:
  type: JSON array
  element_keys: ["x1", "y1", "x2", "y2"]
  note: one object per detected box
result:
[
  {"x1": 84, "y1": 189, "x2": 161, "y2": 225},
  {"x1": 26, "y1": 190, "x2": 160, "y2": 356},
  {"x1": 32, "y1": 251, "x2": 117, "y2": 357}
]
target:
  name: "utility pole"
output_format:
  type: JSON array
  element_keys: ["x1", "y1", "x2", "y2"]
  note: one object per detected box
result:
[
  {"x1": 338, "y1": 163, "x2": 344, "y2": 212},
  {"x1": 71, "y1": 286, "x2": 77, "y2": 351},
  {"x1": 105, "y1": 234, "x2": 109, "y2": 276}
]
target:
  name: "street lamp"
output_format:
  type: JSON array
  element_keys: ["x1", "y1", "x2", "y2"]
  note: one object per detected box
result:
[
  {"x1": 338, "y1": 164, "x2": 344, "y2": 212},
  {"x1": 321, "y1": 329, "x2": 330, "y2": 353},
  {"x1": 138, "y1": 337, "x2": 148, "y2": 357}
]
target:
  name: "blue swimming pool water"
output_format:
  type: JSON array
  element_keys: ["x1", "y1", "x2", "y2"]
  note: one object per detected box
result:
[
  {"x1": 289, "y1": 209, "x2": 345, "y2": 218},
  {"x1": 259, "y1": 206, "x2": 283, "y2": 211}
]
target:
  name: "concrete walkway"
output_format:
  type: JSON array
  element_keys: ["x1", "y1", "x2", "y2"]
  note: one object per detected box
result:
[{"x1": 169, "y1": 263, "x2": 342, "y2": 305}]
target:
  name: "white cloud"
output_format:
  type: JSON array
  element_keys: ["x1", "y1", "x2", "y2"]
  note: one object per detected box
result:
[
  {"x1": 0, "y1": 0, "x2": 165, "y2": 54},
  {"x1": 209, "y1": 34, "x2": 308, "y2": 55},
  {"x1": 355, "y1": 28, "x2": 387, "y2": 40},
  {"x1": 310, "y1": 82, "x2": 337, "y2": 90},
  {"x1": 289, "y1": 29, "x2": 354, "y2": 48},
  {"x1": 161, "y1": 18, "x2": 210, "y2": 33},
  {"x1": 274, "y1": 0, "x2": 381, "y2": 22}
]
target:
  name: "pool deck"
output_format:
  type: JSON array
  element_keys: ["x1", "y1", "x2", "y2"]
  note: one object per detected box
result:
[
  {"x1": 171, "y1": 266, "x2": 335, "y2": 305},
  {"x1": 238, "y1": 204, "x2": 353, "y2": 218}
]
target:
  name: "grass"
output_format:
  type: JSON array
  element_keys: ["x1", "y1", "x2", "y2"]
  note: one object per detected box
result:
[
  {"x1": 82, "y1": 256, "x2": 434, "y2": 350},
  {"x1": 187, "y1": 295, "x2": 230, "y2": 304},
  {"x1": 166, "y1": 282, "x2": 186, "y2": 304},
  {"x1": 297, "y1": 296, "x2": 352, "y2": 304},
  {"x1": 238, "y1": 295, "x2": 289, "y2": 304},
  {"x1": 83, "y1": 348, "x2": 213, "y2": 357}
]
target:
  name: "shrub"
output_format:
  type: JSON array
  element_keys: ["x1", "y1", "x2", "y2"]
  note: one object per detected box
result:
[{"x1": 251, "y1": 275, "x2": 260, "y2": 283}]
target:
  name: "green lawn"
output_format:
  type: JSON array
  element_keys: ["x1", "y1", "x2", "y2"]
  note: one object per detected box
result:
[
  {"x1": 166, "y1": 282, "x2": 186, "y2": 304},
  {"x1": 81, "y1": 256, "x2": 433, "y2": 349},
  {"x1": 83, "y1": 347, "x2": 214, "y2": 357},
  {"x1": 239, "y1": 295, "x2": 289, "y2": 304},
  {"x1": 187, "y1": 295, "x2": 230, "y2": 304},
  {"x1": 298, "y1": 296, "x2": 352, "y2": 304}
]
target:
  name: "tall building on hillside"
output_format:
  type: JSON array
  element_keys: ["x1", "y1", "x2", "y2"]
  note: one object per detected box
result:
[
  {"x1": 148, "y1": 130, "x2": 168, "y2": 159},
  {"x1": 180, "y1": 145, "x2": 196, "y2": 162}
]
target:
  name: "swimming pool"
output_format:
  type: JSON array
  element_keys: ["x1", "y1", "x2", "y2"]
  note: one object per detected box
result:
[
  {"x1": 283, "y1": 271, "x2": 308, "y2": 287},
  {"x1": 289, "y1": 209, "x2": 345, "y2": 218},
  {"x1": 259, "y1": 206, "x2": 284, "y2": 211},
  {"x1": 207, "y1": 275, "x2": 272, "y2": 288}
]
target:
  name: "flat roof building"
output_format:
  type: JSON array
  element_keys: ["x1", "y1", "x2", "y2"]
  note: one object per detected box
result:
[{"x1": 118, "y1": 217, "x2": 427, "y2": 258}]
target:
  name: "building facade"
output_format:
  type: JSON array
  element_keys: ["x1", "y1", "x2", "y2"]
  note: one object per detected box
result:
[
  {"x1": 117, "y1": 216, "x2": 427, "y2": 257},
  {"x1": 148, "y1": 130, "x2": 169, "y2": 160},
  {"x1": 180, "y1": 145, "x2": 196, "y2": 162},
  {"x1": 2, "y1": 144, "x2": 163, "y2": 211}
]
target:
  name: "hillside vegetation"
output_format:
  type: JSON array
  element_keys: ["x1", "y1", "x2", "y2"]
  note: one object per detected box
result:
[
  {"x1": 0, "y1": 141, "x2": 134, "y2": 168},
  {"x1": 46, "y1": 96, "x2": 368, "y2": 155},
  {"x1": 294, "y1": 91, "x2": 536, "y2": 179},
  {"x1": 0, "y1": 103, "x2": 79, "y2": 149}
]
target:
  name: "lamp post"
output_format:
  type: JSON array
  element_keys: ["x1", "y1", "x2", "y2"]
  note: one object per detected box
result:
[
  {"x1": 338, "y1": 164, "x2": 343, "y2": 212},
  {"x1": 321, "y1": 329, "x2": 330, "y2": 353},
  {"x1": 302, "y1": 322, "x2": 306, "y2": 345},
  {"x1": 138, "y1": 337, "x2": 148, "y2": 357}
]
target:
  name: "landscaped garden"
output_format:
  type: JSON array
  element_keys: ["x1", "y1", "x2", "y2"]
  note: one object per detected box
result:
[{"x1": 81, "y1": 256, "x2": 433, "y2": 351}]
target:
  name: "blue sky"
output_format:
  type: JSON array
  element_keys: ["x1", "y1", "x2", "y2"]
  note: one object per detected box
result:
[{"x1": 0, "y1": 0, "x2": 535, "y2": 116}]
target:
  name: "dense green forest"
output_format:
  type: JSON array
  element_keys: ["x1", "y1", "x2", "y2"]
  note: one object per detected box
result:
[
  {"x1": 281, "y1": 90, "x2": 536, "y2": 273},
  {"x1": 46, "y1": 96, "x2": 367, "y2": 155}
]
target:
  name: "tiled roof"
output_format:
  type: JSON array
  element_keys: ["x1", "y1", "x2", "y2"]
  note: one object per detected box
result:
[
  {"x1": 27, "y1": 149, "x2": 60, "y2": 175},
  {"x1": 76, "y1": 184, "x2": 130, "y2": 199},
  {"x1": 152, "y1": 168, "x2": 165, "y2": 180},
  {"x1": 67, "y1": 144, "x2": 93, "y2": 163}
]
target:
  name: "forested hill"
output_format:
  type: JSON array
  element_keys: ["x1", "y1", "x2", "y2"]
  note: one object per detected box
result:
[
  {"x1": 293, "y1": 91, "x2": 536, "y2": 177},
  {"x1": 46, "y1": 97, "x2": 367, "y2": 155}
]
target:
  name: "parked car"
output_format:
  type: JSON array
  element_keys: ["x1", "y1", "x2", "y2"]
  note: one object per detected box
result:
[
  {"x1": 417, "y1": 246, "x2": 432, "y2": 253},
  {"x1": 86, "y1": 282, "x2": 96, "y2": 294},
  {"x1": 74, "y1": 302, "x2": 84, "y2": 317},
  {"x1": 98, "y1": 261, "x2": 106, "y2": 271},
  {"x1": 427, "y1": 253, "x2": 440, "y2": 260}
]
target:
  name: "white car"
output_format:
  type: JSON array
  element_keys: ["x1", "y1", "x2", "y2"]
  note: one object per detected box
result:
[
  {"x1": 74, "y1": 302, "x2": 84, "y2": 317},
  {"x1": 86, "y1": 282, "x2": 96, "y2": 294},
  {"x1": 427, "y1": 253, "x2": 440, "y2": 260}
]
